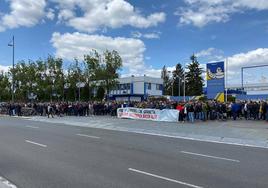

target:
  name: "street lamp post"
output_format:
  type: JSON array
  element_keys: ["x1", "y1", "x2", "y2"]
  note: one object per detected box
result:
[
  {"x1": 8, "y1": 36, "x2": 15, "y2": 102},
  {"x1": 171, "y1": 79, "x2": 174, "y2": 96},
  {"x1": 178, "y1": 77, "x2": 181, "y2": 98},
  {"x1": 183, "y1": 63, "x2": 186, "y2": 102}
]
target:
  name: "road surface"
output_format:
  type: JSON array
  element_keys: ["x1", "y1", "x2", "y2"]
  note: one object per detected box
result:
[{"x1": 0, "y1": 117, "x2": 267, "y2": 188}]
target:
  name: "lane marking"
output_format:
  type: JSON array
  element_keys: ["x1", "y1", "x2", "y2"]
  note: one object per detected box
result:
[
  {"x1": 128, "y1": 168, "x2": 203, "y2": 188},
  {"x1": 126, "y1": 131, "x2": 268, "y2": 149},
  {"x1": 76, "y1": 134, "x2": 100, "y2": 139},
  {"x1": 181, "y1": 151, "x2": 240, "y2": 162},
  {"x1": 0, "y1": 176, "x2": 17, "y2": 188},
  {"x1": 26, "y1": 125, "x2": 39, "y2": 129},
  {"x1": 29, "y1": 118, "x2": 268, "y2": 149},
  {"x1": 25, "y1": 140, "x2": 47, "y2": 148}
]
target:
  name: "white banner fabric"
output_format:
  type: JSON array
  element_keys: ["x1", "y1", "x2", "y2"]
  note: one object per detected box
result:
[{"x1": 117, "y1": 107, "x2": 179, "y2": 122}]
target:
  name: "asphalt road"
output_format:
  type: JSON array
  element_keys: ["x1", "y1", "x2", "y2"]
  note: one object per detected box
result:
[{"x1": 0, "y1": 117, "x2": 268, "y2": 188}]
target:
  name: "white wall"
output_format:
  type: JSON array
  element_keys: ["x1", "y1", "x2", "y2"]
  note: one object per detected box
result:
[{"x1": 109, "y1": 76, "x2": 163, "y2": 96}]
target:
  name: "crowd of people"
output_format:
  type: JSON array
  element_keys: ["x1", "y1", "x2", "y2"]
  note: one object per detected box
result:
[
  {"x1": 1, "y1": 102, "x2": 120, "y2": 118},
  {"x1": 1, "y1": 100, "x2": 268, "y2": 122}
]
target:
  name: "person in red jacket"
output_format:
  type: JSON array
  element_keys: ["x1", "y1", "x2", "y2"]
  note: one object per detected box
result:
[{"x1": 176, "y1": 103, "x2": 185, "y2": 123}]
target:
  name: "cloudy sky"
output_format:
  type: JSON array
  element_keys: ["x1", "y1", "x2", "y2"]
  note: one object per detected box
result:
[{"x1": 0, "y1": 0, "x2": 268, "y2": 86}]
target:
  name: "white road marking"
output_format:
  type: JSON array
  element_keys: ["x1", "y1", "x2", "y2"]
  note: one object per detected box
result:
[
  {"x1": 128, "y1": 168, "x2": 203, "y2": 188},
  {"x1": 181, "y1": 151, "x2": 240, "y2": 162},
  {"x1": 25, "y1": 140, "x2": 47, "y2": 148},
  {"x1": 26, "y1": 125, "x2": 39, "y2": 129},
  {"x1": 0, "y1": 176, "x2": 17, "y2": 188},
  {"x1": 126, "y1": 131, "x2": 268, "y2": 149},
  {"x1": 28, "y1": 118, "x2": 268, "y2": 149},
  {"x1": 76, "y1": 134, "x2": 100, "y2": 139}
]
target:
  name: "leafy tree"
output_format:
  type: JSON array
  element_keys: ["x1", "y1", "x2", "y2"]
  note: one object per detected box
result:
[
  {"x1": 161, "y1": 65, "x2": 171, "y2": 95},
  {"x1": 2, "y1": 51, "x2": 123, "y2": 102},
  {"x1": 0, "y1": 71, "x2": 11, "y2": 101},
  {"x1": 84, "y1": 50, "x2": 101, "y2": 100},
  {"x1": 11, "y1": 60, "x2": 38, "y2": 101},
  {"x1": 67, "y1": 59, "x2": 86, "y2": 101},
  {"x1": 46, "y1": 56, "x2": 65, "y2": 101},
  {"x1": 101, "y1": 50, "x2": 122, "y2": 94},
  {"x1": 172, "y1": 63, "x2": 184, "y2": 96},
  {"x1": 84, "y1": 50, "x2": 122, "y2": 98},
  {"x1": 96, "y1": 87, "x2": 105, "y2": 100},
  {"x1": 185, "y1": 54, "x2": 204, "y2": 96}
]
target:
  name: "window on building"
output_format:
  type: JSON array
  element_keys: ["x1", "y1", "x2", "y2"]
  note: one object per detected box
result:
[
  {"x1": 147, "y1": 83, "x2": 151, "y2": 90},
  {"x1": 156, "y1": 84, "x2": 163, "y2": 90},
  {"x1": 126, "y1": 83, "x2": 131, "y2": 90},
  {"x1": 119, "y1": 83, "x2": 131, "y2": 90}
]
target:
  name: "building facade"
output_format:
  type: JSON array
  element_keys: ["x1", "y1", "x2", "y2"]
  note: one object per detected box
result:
[{"x1": 109, "y1": 76, "x2": 163, "y2": 102}]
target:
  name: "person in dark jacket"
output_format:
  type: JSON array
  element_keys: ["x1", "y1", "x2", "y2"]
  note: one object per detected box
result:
[
  {"x1": 231, "y1": 102, "x2": 239, "y2": 120},
  {"x1": 265, "y1": 102, "x2": 268, "y2": 122}
]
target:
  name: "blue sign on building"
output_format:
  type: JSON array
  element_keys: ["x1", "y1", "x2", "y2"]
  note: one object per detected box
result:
[{"x1": 206, "y1": 61, "x2": 225, "y2": 99}]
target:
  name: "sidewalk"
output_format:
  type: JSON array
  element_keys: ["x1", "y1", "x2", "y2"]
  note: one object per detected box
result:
[{"x1": 29, "y1": 116, "x2": 268, "y2": 149}]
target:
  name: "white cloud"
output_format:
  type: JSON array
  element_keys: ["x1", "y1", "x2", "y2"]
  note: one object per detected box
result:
[
  {"x1": 46, "y1": 8, "x2": 55, "y2": 20},
  {"x1": 122, "y1": 66, "x2": 175, "y2": 78},
  {"x1": 143, "y1": 32, "x2": 161, "y2": 39},
  {"x1": 228, "y1": 48, "x2": 268, "y2": 70},
  {"x1": 227, "y1": 48, "x2": 268, "y2": 85},
  {"x1": 51, "y1": 32, "x2": 146, "y2": 74},
  {"x1": 0, "y1": 0, "x2": 165, "y2": 32},
  {"x1": 0, "y1": 65, "x2": 10, "y2": 73},
  {"x1": 201, "y1": 48, "x2": 268, "y2": 85},
  {"x1": 52, "y1": 0, "x2": 166, "y2": 32},
  {"x1": 131, "y1": 31, "x2": 161, "y2": 39},
  {"x1": 131, "y1": 31, "x2": 143, "y2": 38},
  {"x1": 196, "y1": 47, "x2": 224, "y2": 61},
  {"x1": 0, "y1": 0, "x2": 47, "y2": 31},
  {"x1": 176, "y1": 0, "x2": 268, "y2": 27}
]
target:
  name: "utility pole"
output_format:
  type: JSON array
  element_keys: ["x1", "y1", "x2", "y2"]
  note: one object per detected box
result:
[
  {"x1": 225, "y1": 58, "x2": 228, "y2": 103},
  {"x1": 8, "y1": 36, "x2": 15, "y2": 102},
  {"x1": 178, "y1": 77, "x2": 181, "y2": 98},
  {"x1": 183, "y1": 63, "x2": 186, "y2": 102}
]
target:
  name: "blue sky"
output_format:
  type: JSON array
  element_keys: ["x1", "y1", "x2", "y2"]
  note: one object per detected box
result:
[{"x1": 0, "y1": 0, "x2": 268, "y2": 86}]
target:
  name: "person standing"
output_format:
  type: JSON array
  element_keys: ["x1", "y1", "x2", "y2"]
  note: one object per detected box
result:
[
  {"x1": 176, "y1": 103, "x2": 185, "y2": 123},
  {"x1": 231, "y1": 102, "x2": 238, "y2": 120},
  {"x1": 265, "y1": 102, "x2": 268, "y2": 122},
  {"x1": 47, "y1": 104, "x2": 54, "y2": 118},
  {"x1": 244, "y1": 102, "x2": 248, "y2": 120},
  {"x1": 187, "y1": 102, "x2": 194, "y2": 123}
]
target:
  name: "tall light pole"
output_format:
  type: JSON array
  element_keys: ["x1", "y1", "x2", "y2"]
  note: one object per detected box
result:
[
  {"x1": 225, "y1": 58, "x2": 228, "y2": 103},
  {"x1": 183, "y1": 62, "x2": 186, "y2": 102},
  {"x1": 8, "y1": 36, "x2": 15, "y2": 102},
  {"x1": 178, "y1": 76, "x2": 181, "y2": 98}
]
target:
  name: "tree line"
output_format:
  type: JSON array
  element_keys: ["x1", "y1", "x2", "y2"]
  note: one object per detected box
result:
[
  {"x1": 0, "y1": 52, "x2": 204, "y2": 102},
  {"x1": 0, "y1": 50, "x2": 122, "y2": 102},
  {"x1": 161, "y1": 54, "x2": 204, "y2": 96}
]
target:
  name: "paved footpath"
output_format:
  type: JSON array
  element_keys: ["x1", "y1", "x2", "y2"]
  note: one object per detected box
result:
[{"x1": 29, "y1": 116, "x2": 268, "y2": 149}]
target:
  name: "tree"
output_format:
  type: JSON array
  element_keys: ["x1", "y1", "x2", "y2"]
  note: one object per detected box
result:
[
  {"x1": 84, "y1": 50, "x2": 101, "y2": 99},
  {"x1": 172, "y1": 63, "x2": 184, "y2": 96},
  {"x1": 161, "y1": 65, "x2": 171, "y2": 95},
  {"x1": 0, "y1": 71, "x2": 10, "y2": 101},
  {"x1": 102, "y1": 50, "x2": 122, "y2": 94},
  {"x1": 10, "y1": 60, "x2": 38, "y2": 101},
  {"x1": 1, "y1": 51, "x2": 123, "y2": 102},
  {"x1": 84, "y1": 50, "x2": 122, "y2": 99},
  {"x1": 67, "y1": 59, "x2": 86, "y2": 101},
  {"x1": 185, "y1": 54, "x2": 204, "y2": 96}
]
